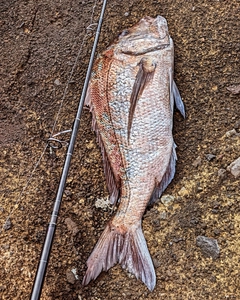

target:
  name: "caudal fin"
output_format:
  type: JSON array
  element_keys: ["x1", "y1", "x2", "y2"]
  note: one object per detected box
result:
[{"x1": 82, "y1": 223, "x2": 156, "y2": 291}]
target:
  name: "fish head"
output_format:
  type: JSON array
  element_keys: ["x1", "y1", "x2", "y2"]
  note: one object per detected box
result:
[{"x1": 116, "y1": 16, "x2": 170, "y2": 55}]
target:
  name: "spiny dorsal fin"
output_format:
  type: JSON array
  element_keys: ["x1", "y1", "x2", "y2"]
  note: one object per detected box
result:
[
  {"x1": 85, "y1": 69, "x2": 120, "y2": 205},
  {"x1": 127, "y1": 57, "x2": 156, "y2": 141}
]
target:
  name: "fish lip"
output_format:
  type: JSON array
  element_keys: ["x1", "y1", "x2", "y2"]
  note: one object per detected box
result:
[{"x1": 121, "y1": 43, "x2": 170, "y2": 55}]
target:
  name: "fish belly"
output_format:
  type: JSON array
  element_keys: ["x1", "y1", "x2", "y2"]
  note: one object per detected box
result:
[{"x1": 107, "y1": 52, "x2": 174, "y2": 218}]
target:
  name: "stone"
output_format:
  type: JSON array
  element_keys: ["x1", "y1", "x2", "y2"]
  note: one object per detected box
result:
[
  {"x1": 2, "y1": 244, "x2": 10, "y2": 250},
  {"x1": 227, "y1": 84, "x2": 240, "y2": 94},
  {"x1": 234, "y1": 120, "x2": 240, "y2": 130},
  {"x1": 71, "y1": 268, "x2": 79, "y2": 280},
  {"x1": 178, "y1": 187, "x2": 189, "y2": 197},
  {"x1": 95, "y1": 196, "x2": 110, "y2": 210},
  {"x1": 225, "y1": 129, "x2": 237, "y2": 137},
  {"x1": 218, "y1": 168, "x2": 226, "y2": 179},
  {"x1": 160, "y1": 194, "x2": 175, "y2": 206},
  {"x1": 192, "y1": 156, "x2": 202, "y2": 167},
  {"x1": 159, "y1": 211, "x2": 167, "y2": 220},
  {"x1": 152, "y1": 257, "x2": 161, "y2": 268},
  {"x1": 3, "y1": 218, "x2": 12, "y2": 231},
  {"x1": 227, "y1": 157, "x2": 240, "y2": 178},
  {"x1": 206, "y1": 154, "x2": 216, "y2": 161},
  {"x1": 54, "y1": 78, "x2": 61, "y2": 86},
  {"x1": 196, "y1": 236, "x2": 220, "y2": 259},
  {"x1": 65, "y1": 218, "x2": 79, "y2": 236},
  {"x1": 66, "y1": 269, "x2": 76, "y2": 284}
]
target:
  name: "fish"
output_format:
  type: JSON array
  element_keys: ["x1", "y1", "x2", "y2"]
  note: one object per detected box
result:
[{"x1": 82, "y1": 15, "x2": 185, "y2": 291}]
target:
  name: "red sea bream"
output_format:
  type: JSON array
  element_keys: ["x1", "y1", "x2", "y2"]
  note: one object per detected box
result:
[{"x1": 82, "y1": 15, "x2": 185, "y2": 291}]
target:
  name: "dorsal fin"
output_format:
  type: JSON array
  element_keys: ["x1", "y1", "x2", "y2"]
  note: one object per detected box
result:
[
  {"x1": 127, "y1": 57, "x2": 156, "y2": 141},
  {"x1": 85, "y1": 77, "x2": 120, "y2": 205}
]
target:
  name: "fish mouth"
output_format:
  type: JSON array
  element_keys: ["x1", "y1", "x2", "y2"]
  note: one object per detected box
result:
[{"x1": 117, "y1": 15, "x2": 170, "y2": 56}]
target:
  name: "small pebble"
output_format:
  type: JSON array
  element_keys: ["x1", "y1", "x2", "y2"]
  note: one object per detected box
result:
[
  {"x1": 3, "y1": 218, "x2": 12, "y2": 231},
  {"x1": 166, "y1": 270, "x2": 172, "y2": 277},
  {"x1": 172, "y1": 237, "x2": 184, "y2": 243},
  {"x1": 2, "y1": 244, "x2": 10, "y2": 250},
  {"x1": 226, "y1": 84, "x2": 240, "y2": 94},
  {"x1": 196, "y1": 236, "x2": 220, "y2": 259},
  {"x1": 196, "y1": 186, "x2": 203, "y2": 193},
  {"x1": 152, "y1": 218, "x2": 160, "y2": 227},
  {"x1": 206, "y1": 154, "x2": 216, "y2": 161},
  {"x1": 160, "y1": 194, "x2": 175, "y2": 206},
  {"x1": 218, "y1": 168, "x2": 226, "y2": 179},
  {"x1": 54, "y1": 78, "x2": 61, "y2": 86},
  {"x1": 234, "y1": 120, "x2": 240, "y2": 130},
  {"x1": 225, "y1": 129, "x2": 237, "y2": 137},
  {"x1": 65, "y1": 218, "x2": 79, "y2": 236},
  {"x1": 86, "y1": 140, "x2": 95, "y2": 149},
  {"x1": 64, "y1": 189, "x2": 72, "y2": 197},
  {"x1": 159, "y1": 211, "x2": 167, "y2": 220},
  {"x1": 210, "y1": 275, "x2": 217, "y2": 283},
  {"x1": 192, "y1": 156, "x2": 202, "y2": 167},
  {"x1": 66, "y1": 269, "x2": 76, "y2": 284},
  {"x1": 178, "y1": 187, "x2": 189, "y2": 197},
  {"x1": 95, "y1": 196, "x2": 110, "y2": 210},
  {"x1": 227, "y1": 157, "x2": 240, "y2": 178},
  {"x1": 79, "y1": 198, "x2": 85, "y2": 204},
  {"x1": 212, "y1": 85, "x2": 218, "y2": 91},
  {"x1": 71, "y1": 268, "x2": 79, "y2": 280},
  {"x1": 152, "y1": 257, "x2": 161, "y2": 268}
]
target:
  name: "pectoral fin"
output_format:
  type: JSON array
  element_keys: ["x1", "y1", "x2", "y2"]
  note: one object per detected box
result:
[{"x1": 128, "y1": 58, "x2": 156, "y2": 140}]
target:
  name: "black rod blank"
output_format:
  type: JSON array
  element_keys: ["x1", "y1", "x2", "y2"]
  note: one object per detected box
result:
[{"x1": 30, "y1": 1, "x2": 108, "y2": 299}]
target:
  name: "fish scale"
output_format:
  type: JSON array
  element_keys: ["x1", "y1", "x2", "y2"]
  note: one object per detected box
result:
[{"x1": 82, "y1": 15, "x2": 185, "y2": 291}]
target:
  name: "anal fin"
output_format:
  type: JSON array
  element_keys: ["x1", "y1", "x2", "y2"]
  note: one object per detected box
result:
[{"x1": 148, "y1": 143, "x2": 177, "y2": 205}]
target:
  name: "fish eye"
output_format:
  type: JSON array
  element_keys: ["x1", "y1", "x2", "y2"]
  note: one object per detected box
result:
[{"x1": 120, "y1": 29, "x2": 129, "y2": 37}]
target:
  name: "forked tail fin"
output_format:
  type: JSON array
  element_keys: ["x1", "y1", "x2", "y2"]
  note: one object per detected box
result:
[{"x1": 82, "y1": 222, "x2": 156, "y2": 291}]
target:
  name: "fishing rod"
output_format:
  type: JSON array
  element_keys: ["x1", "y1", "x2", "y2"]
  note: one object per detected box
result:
[{"x1": 30, "y1": 0, "x2": 108, "y2": 299}]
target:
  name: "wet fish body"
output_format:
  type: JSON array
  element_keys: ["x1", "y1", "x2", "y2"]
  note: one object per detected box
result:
[{"x1": 83, "y1": 16, "x2": 185, "y2": 291}]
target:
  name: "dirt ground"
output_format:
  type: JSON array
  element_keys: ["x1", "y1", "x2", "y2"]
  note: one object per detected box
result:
[{"x1": 1, "y1": 0, "x2": 239, "y2": 299}]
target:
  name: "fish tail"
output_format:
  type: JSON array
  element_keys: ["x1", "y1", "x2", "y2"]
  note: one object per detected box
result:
[{"x1": 82, "y1": 222, "x2": 156, "y2": 291}]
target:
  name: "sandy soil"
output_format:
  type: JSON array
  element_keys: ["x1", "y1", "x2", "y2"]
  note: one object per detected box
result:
[{"x1": 1, "y1": 0, "x2": 239, "y2": 299}]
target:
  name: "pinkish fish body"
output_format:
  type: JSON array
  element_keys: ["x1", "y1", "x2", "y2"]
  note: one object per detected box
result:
[{"x1": 82, "y1": 15, "x2": 185, "y2": 291}]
